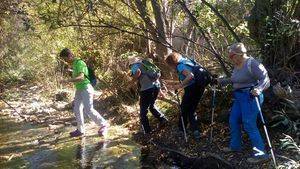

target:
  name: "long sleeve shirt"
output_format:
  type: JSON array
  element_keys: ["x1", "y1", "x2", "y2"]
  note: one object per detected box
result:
[{"x1": 220, "y1": 57, "x2": 270, "y2": 93}]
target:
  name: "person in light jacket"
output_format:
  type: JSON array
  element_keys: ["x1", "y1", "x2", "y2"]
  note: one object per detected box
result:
[{"x1": 218, "y1": 43, "x2": 270, "y2": 163}]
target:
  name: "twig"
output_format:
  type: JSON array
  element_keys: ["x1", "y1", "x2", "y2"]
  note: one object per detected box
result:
[
  {"x1": 0, "y1": 97, "x2": 22, "y2": 117},
  {"x1": 158, "y1": 97, "x2": 178, "y2": 105},
  {"x1": 7, "y1": 154, "x2": 14, "y2": 161},
  {"x1": 276, "y1": 155, "x2": 297, "y2": 163}
]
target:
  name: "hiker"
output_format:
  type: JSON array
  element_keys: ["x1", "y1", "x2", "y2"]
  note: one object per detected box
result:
[
  {"x1": 128, "y1": 56, "x2": 168, "y2": 134},
  {"x1": 59, "y1": 48, "x2": 109, "y2": 137},
  {"x1": 165, "y1": 52, "x2": 211, "y2": 141},
  {"x1": 217, "y1": 42, "x2": 270, "y2": 163}
]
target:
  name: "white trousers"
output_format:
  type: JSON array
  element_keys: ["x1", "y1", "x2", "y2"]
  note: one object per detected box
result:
[{"x1": 73, "y1": 84, "x2": 107, "y2": 133}]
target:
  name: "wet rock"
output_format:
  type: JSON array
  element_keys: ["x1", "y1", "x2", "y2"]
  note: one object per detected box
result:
[
  {"x1": 37, "y1": 120, "x2": 45, "y2": 124},
  {"x1": 64, "y1": 122, "x2": 71, "y2": 126},
  {"x1": 48, "y1": 124, "x2": 64, "y2": 130},
  {"x1": 29, "y1": 86, "x2": 39, "y2": 90},
  {"x1": 38, "y1": 140, "x2": 46, "y2": 145},
  {"x1": 22, "y1": 115, "x2": 30, "y2": 121},
  {"x1": 16, "y1": 118, "x2": 25, "y2": 122},
  {"x1": 29, "y1": 116, "x2": 38, "y2": 122},
  {"x1": 30, "y1": 140, "x2": 39, "y2": 146},
  {"x1": 51, "y1": 121, "x2": 65, "y2": 125},
  {"x1": 12, "y1": 112, "x2": 20, "y2": 116},
  {"x1": 71, "y1": 121, "x2": 77, "y2": 126},
  {"x1": 42, "y1": 108, "x2": 56, "y2": 114},
  {"x1": 36, "y1": 114, "x2": 45, "y2": 118},
  {"x1": 54, "y1": 130, "x2": 60, "y2": 134},
  {"x1": 0, "y1": 109, "x2": 10, "y2": 116}
]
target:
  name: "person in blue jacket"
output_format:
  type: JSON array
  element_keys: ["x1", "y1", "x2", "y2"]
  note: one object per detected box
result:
[
  {"x1": 165, "y1": 52, "x2": 207, "y2": 141},
  {"x1": 218, "y1": 42, "x2": 270, "y2": 163}
]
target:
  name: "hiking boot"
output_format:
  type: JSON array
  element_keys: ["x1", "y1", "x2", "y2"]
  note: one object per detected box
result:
[
  {"x1": 70, "y1": 129, "x2": 84, "y2": 137},
  {"x1": 193, "y1": 130, "x2": 201, "y2": 141},
  {"x1": 222, "y1": 147, "x2": 241, "y2": 153},
  {"x1": 98, "y1": 123, "x2": 109, "y2": 136},
  {"x1": 246, "y1": 155, "x2": 270, "y2": 164}
]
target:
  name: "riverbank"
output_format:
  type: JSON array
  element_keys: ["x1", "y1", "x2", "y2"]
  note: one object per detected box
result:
[{"x1": 0, "y1": 84, "x2": 141, "y2": 168}]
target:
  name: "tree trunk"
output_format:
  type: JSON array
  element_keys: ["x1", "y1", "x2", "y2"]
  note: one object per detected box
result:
[
  {"x1": 134, "y1": 0, "x2": 173, "y2": 78},
  {"x1": 151, "y1": 0, "x2": 168, "y2": 57}
]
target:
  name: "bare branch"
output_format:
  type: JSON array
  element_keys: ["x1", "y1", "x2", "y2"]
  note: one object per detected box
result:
[{"x1": 176, "y1": 0, "x2": 230, "y2": 76}]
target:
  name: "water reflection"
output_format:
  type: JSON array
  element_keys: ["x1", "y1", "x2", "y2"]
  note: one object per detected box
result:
[
  {"x1": 0, "y1": 115, "x2": 141, "y2": 169},
  {"x1": 76, "y1": 137, "x2": 108, "y2": 169}
]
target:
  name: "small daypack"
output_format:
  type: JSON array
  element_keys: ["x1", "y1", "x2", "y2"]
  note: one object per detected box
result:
[
  {"x1": 140, "y1": 59, "x2": 161, "y2": 81},
  {"x1": 178, "y1": 58, "x2": 212, "y2": 87},
  {"x1": 76, "y1": 59, "x2": 97, "y2": 87},
  {"x1": 87, "y1": 67, "x2": 97, "y2": 87}
]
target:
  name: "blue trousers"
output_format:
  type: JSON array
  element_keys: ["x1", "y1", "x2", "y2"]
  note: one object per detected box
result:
[
  {"x1": 229, "y1": 90, "x2": 266, "y2": 156},
  {"x1": 140, "y1": 87, "x2": 165, "y2": 133}
]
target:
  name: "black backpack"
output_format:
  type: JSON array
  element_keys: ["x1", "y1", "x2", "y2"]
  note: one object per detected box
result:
[
  {"x1": 87, "y1": 67, "x2": 97, "y2": 87},
  {"x1": 76, "y1": 59, "x2": 97, "y2": 87},
  {"x1": 178, "y1": 59, "x2": 212, "y2": 87}
]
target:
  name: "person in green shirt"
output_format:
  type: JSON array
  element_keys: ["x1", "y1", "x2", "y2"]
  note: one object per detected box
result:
[{"x1": 59, "y1": 48, "x2": 109, "y2": 137}]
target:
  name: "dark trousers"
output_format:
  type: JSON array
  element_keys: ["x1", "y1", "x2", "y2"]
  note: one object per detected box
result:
[
  {"x1": 179, "y1": 83, "x2": 204, "y2": 132},
  {"x1": 139, "y1": 87, "x2": 165, "y2": 133}
]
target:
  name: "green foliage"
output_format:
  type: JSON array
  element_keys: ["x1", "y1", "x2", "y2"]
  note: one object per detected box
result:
[
  {"x1": 270, "y1": 114, "x2": 294, "y2": 131},
  {"x1": 1, "y1": 0, "x2": 259, "y2": 86},
  {"x1": 0, "y1": 1, "x2": 86, "y2": 86},
  {"x1": 269, "y1": 99, "x2": 300, "y2": 137},
  {"x1": 189, "y1": 0, "x2": 256, "y2": 68},
  {"x1": 247, "y1": 0, "x2": 299, "y2": 70},
  {"x1": 120, "y1": 51, "x2": 140, "y2": 60}
]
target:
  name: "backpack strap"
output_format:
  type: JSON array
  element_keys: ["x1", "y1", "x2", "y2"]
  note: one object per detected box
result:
[
  {"x1": 178, "y1": 58, "x2": 212, "y2": 77},
  {"x1": 133, "y1": 62, "x2": 149, "y2": 82},
  {"x1": 140, "y1": 60, "x2": 161, "y2": 79},
  {"x1": 247, "y1": 57, "x2": 254, "y2": 76},
  {"x1": 176, "y1": 58, "x2": 198, "y2": 83},
  {"x1": 75, "y1": 59, "x2": 90, "y2": 80},
  {"x1": 176, "y1": 58, "x2": 195, "y2": 70}
]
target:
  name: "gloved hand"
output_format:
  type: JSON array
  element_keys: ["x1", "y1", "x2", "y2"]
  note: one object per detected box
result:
[
  {"x1": 210, "y1": 78, "x2": 218, "y2": 85},
  {"x1": 251, "y1": 88, "x2": 261, "y2": 97},
  {"x1": 210, "y1": 74, "x2": 219, "y2": 85}
]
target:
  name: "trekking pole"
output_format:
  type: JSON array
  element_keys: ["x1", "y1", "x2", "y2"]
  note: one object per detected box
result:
[
  {"x1": 134, "y1": 102, "x2": 146, "y2": 135},
  {"x1": 175, "y1": 90, "x2": 188, "y2": 143},
  {"x1": 254, "y1": 96, "x2": 277, "y2": 167},
  {"x1": 209, "y1": 85, "x2": 216, "y2": 144}
]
